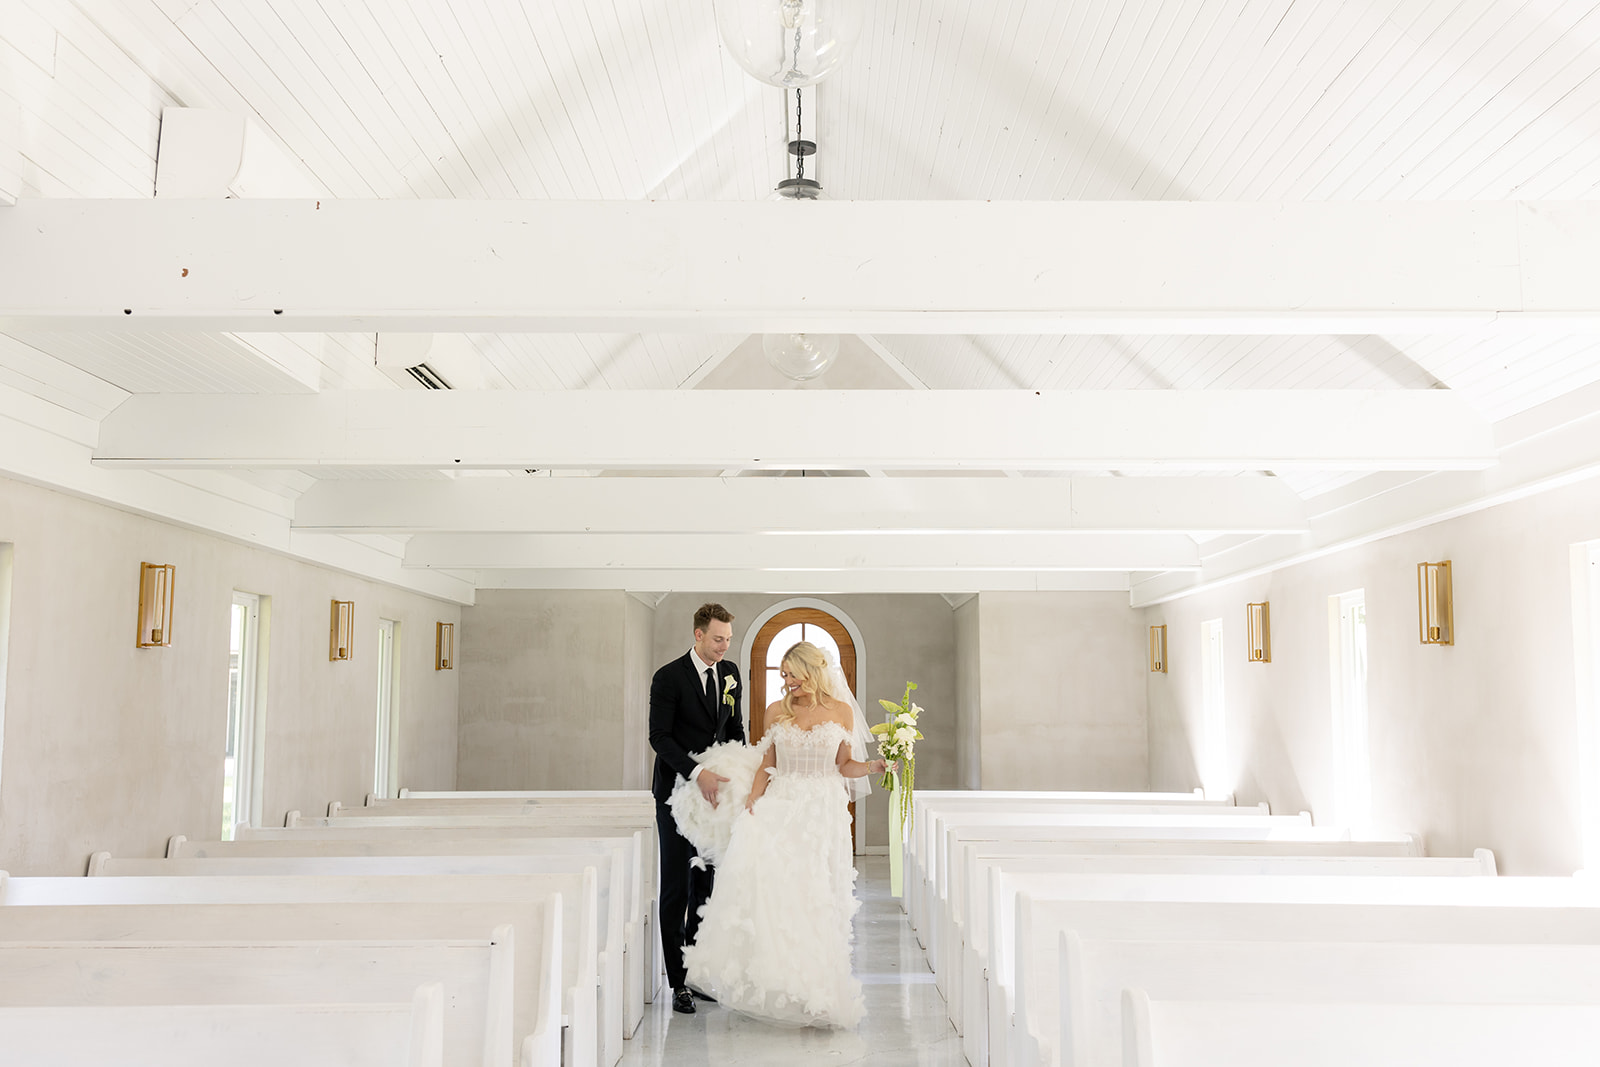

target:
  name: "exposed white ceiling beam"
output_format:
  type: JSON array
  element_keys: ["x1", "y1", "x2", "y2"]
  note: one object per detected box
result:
[
  {"x1": 475, "y1": 569, "x2": 1132, "y2": 595},
  {"x1": 94, "y1": 390, "x2": 1495, "y2": 472},
  {"x1": 290, "y1": 475, "x2": 1310, "y2": 535},
  {"x1": 403, "y1": 531, "x2": 1202, "y2": 572},
  {"x1": 855, "y1": 335, "x2": 929, "y2": 389},
  {"x1": 1131, "y1": 380, "x2": 1600, "y2": 607},
  {"x1": 0, "y1": 411, "x2": 474, "y2": 604},
  {"x1": 4, "y1": 200, "x2": 1598, "y2": 333}
]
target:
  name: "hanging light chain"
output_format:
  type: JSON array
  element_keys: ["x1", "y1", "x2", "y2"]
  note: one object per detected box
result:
[{"x1": 794, "y1": 88, "x2": 805, "y2": 181}]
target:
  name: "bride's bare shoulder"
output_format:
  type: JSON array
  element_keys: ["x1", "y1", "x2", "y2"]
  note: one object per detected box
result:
[
  {"x1": 820, "y1": 699, "x2": 853, "y2": 730},
  {"x1": 765, "y1": 698, "x2": 786, "y2": 715}
]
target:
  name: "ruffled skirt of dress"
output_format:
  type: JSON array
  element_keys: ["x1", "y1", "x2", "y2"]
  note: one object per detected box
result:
[{"x1": 681, "y1": 773, "x2": 866, "y2": 1029}]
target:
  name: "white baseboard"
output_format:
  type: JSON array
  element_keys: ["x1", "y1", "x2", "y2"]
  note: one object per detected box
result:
[{"x1": 857, "y1": 845, "x2": 889, "y2": 856}]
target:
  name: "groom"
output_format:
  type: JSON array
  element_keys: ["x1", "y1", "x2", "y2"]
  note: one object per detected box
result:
[{"x1": 649, "y1": 602, "x2": 745, "y2": 1015}]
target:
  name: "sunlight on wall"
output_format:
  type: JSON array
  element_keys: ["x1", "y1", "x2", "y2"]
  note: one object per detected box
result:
[{"x1": 1573, "y1": 541, "x2": 1600, "y2": 872}]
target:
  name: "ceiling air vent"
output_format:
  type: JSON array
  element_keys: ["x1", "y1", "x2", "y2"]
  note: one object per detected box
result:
[{"x1": 405, "y1": 362, "x2": 453, "y2": 390}]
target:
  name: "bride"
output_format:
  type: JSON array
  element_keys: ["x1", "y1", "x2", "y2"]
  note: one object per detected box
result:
[{"x1": 674, "y1": 641, "x2": 890, "y2": 1029}]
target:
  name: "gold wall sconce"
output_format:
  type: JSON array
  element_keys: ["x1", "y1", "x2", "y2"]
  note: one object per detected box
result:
[
  {"x1": 1246, "y1": 601, "x2": 1271, "y2": 663},
  {"x1": 436, "y1": 621, "x2": 455, "y2": 670},
  {"x1": 1418, "y1": 560, "x2": 1453, "y2": 645},
  {"x1": 136, "y1": 562, "x2": 175, "y2": 648},
  {"x1": 329, "y1": 599, "x2": 355, "y2": 661},
  {"x1": 1148, "y1": 624, "x2": 1167, "y2": 673}
]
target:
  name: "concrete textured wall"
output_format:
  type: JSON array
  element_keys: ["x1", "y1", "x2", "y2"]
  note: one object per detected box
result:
[
  {"x1": 954, "y1": 597, "x2": 982, "y2": 789},
  {"x1": 0, "y1": 475, "x2": 459, "y2": 876},
  {"x1": 456, "y1": 590, "x2": 626, "y2": 790},
  {"x1": 976, "y1": 591, "x2": 1150, "y2": 790},
  {"x1": 621, "y1": 594, "x2": 655, "y2": 791},
  {"x1": 1145, "y1": 476, "x2": 1600, "y2": 875}
]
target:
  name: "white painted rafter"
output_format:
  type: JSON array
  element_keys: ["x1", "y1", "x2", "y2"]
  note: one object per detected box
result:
[
  {"x1": 403, "y1": 531, "x2": 1202, "y2": 572},
  {"x1": 290, "y1": 475, "x2": 1310, "y2": 535},
  {"x1": 93, "y1": 390, "x2": 1495, "y2": 472},
  {"x1": 4, "y1": 200, "x2": 1600, "y2": 333},
  {"x1": 476, "y1": 569, "x2": 1132, "y2": 595},
  {"x1": 1132, "y1": 380, "x2": 1600, "y2": 607}
]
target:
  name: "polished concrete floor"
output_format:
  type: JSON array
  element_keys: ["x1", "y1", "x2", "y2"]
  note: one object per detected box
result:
[{"x1": 623, "y1": 856, "x2": 964, "y2": 1066}]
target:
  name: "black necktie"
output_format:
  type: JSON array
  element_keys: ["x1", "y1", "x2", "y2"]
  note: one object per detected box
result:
[{"x1": 706, "y1": 667, "x2": 716, "y2": 706}]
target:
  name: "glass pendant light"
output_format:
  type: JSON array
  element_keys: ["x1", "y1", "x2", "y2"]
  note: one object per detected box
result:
[
  {"x1": 764, "y1": 332, "x2": 839, "y2": 380},
  {"x1": 715, "y1": 0, "x2": 863, "y2": 88}
]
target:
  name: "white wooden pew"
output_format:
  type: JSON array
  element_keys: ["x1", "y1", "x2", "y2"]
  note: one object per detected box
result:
[
  {"x1": 244, "y1": 818, "x2": 654, "y2": 1030},
  {"x1": 0, "y1": 986, "x2": 445, "y2": 1067},
  {"x1": 906, "y1": 791, "x2": 1225, "y2": 926},
  {"x1": 0, "y1": 932, "x2": 514, "y2": 1067},
  {"x1": 1010, "y1": 877, "x2": 1600, "y2": 1067},
  {"x1": 174, "y1": 830, "x2": 642, "y2": 1049},
  {"x1": 924, "y1": 812, "x2": 1349, "y2": 983},
  {"x1": 0, "y1": 886, "x2": 564, "y2": 1067},
  {"x1": 1122, "y1": 990, "x2": 1600, "y2": 1067},
  {"x1": 919, "y1": 808, "x2": 1295, "y2": 942},
  {"x1": 957, "y1": 850, "x2": 1497, "y2": 1066},
  {"x1": 397, "y1": 791, "x2": 653, "y2": 800},
  {"x1": 80, "y1": 857, "x2": 613, "y2": 1067}
]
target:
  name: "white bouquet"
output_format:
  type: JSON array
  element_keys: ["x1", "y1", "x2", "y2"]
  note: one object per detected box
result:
[{"x1": 871, "y1": 681, "x2": 923, "y2": 828}]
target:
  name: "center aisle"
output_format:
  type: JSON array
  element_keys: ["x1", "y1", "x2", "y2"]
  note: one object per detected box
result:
[{"x1": 623, "y1": 855, "x2": 965, "y2": 1066}]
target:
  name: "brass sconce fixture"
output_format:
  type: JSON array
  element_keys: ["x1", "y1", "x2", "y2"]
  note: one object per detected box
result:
[
  {"x1": 136, "y1": 562, "x2": 175, "y2": 648},
  {"x1": 329, "y1": 599, "x2": 355, "y2": 661},
  {"x1": 1246, "y1": 601, "x2": 1271, "y2": 662},
  {"x1": 1148, "y1": 624, "x2": 1167, "y2": 673},
  {"x1": 1418, "y1": 560, "x2": 1453, "y2": 645},
  {"x1": 436, "y1": 621, "x2": 455, "y2": 670}
]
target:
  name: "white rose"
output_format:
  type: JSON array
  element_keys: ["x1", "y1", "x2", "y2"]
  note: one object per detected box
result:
[
  {"x1": 896, "y1": 711, "x2": 917, "y2": 725},
  {"x1": 894, "y1": 726, "x2": 917, "y2": 744}
]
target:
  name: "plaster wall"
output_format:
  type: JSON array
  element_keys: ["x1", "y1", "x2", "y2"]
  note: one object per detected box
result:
[
  {"x1": 621, "y1": 595, "x2": 656, "y2": 791},
  {"x1": 455, "y1": 589, "x2": 628, "y2": 790},
  {"x1": 1145, "y1": 476, "x2": 1600, "y2": 875},
  {"x1": 954, "y1": 597, "x2": 981, "y2": 789},
  {"x1": 0, "y1": 475, "x2": 460, "y2": 876},
  {"x1": 976, "y1": 591, "x2": 1150, "y2": 790}
]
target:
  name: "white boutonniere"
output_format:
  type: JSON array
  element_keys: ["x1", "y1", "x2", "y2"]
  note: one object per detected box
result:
[{"x1": 722, "y1": 675, "x2": 738, "y2": 708}]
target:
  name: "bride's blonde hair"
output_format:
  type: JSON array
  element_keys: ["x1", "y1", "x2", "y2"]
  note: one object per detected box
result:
[{"x1": 775, "y1": 641, "x2": 838, "y2": 722}]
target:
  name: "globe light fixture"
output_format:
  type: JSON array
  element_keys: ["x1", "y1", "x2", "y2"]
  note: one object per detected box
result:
[
  {"x1": 764, "y1": 332, "x2": 839, "y2": 380},
  {"x1": 715, "y1": 0, "x2": 863, "y2": 88}
]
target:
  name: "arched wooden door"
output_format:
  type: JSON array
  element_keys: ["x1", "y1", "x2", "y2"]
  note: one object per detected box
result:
[{"x1": 750, "y1": 608, "x2": 859, "y2": 848}]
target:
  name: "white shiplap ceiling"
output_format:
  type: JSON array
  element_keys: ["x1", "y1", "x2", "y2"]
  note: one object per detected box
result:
[{"x1": 5, "y1": 0, "x2": 1600, "y2": 601}]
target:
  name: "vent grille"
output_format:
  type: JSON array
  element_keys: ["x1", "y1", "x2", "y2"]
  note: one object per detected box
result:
[{"x1": 405, "y1": 362, "x2": 452, "y2": 389}]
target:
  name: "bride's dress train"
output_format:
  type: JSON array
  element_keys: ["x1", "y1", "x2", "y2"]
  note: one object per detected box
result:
[{"x1": 677, "y1": 720, "x2": 866, "y2": 1029}]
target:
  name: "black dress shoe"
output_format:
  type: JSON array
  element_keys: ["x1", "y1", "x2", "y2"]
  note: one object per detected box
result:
[
  {"x1": 672, "y1": 988, "x2": 696, "y2": 1015},
  {"x1": 688, "y1": 985, "x2": 715, "y2": 1002}
]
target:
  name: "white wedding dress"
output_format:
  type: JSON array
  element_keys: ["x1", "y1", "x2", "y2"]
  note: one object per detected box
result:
[{"x1": 678, "y1": 719, "x2": 867, "y2": 1029}]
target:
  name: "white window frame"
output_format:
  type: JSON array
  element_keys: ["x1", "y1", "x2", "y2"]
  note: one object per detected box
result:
[
  {"x1": 223, "y1": 592, "x2": 263, "y2": 839},
  {"x1": 374, "y1": 619, "x2": 399, "y2": 800},
  {"x1": 1199, "y1": 618, "x2": 1227, "y2": 799},
  {"x1": 1328, "y1": 589, "x2": 1371, "y2": 830}
]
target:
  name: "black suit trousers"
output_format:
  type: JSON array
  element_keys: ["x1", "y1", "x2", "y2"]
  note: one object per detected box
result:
[{"x1": 657, "y1": 796, "x2": 714, "y2": 991}]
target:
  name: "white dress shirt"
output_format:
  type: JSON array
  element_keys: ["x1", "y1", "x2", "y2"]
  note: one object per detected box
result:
[{"x1": 687, "y1": 647, "x2": 721, "y2": 782}]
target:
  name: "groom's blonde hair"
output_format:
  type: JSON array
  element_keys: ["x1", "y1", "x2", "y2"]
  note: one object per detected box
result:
[{"x1": 776, "y1": 641, "x2": 837, "y2": 722}]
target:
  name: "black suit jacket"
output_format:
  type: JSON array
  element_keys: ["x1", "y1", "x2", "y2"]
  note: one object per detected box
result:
[{"x1": 649, "y1": 652, "x2": 745, "y2": 803}]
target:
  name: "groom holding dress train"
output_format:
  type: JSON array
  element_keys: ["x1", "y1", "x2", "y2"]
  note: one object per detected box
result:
[{"x1": 649, "y1": 602, "x2": 745, "y2": 1015}]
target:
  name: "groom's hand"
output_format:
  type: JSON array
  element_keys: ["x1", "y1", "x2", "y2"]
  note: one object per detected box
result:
[{"x1": 698, "y1": 771, "x2": 729, "y2": 807}]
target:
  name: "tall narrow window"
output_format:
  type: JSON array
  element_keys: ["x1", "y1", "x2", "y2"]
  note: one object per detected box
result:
[
  {"x1": 374, "y1": 619, "x2": 398, "y2": 799},
  {"x1": 1330, "y1": 589, "x2": 1371, "y2": 829},
  {"x1": 1199, "y1": 618, "x2": 1227, "y2": 799},
  {"x1": 222, "y1": 592, "x2": 262, "y2": 840}
]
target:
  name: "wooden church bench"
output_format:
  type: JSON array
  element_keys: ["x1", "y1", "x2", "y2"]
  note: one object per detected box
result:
[
  {"x1": 0, "y1": 932, "x2": 514, "y2": 1067},
  {"x1": 1120, "y1": 991, "x2": 1600, "y2": 1067},
  {"x1": 0, "y1": 986, "x2": 446, "y2": 1067},
  {"x1": 0, "y1": 886, "x2": 565, "y2": 1067},
  {"x1": 1007, "y1": 883, "x2": 1600, "y2": 1067}
]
